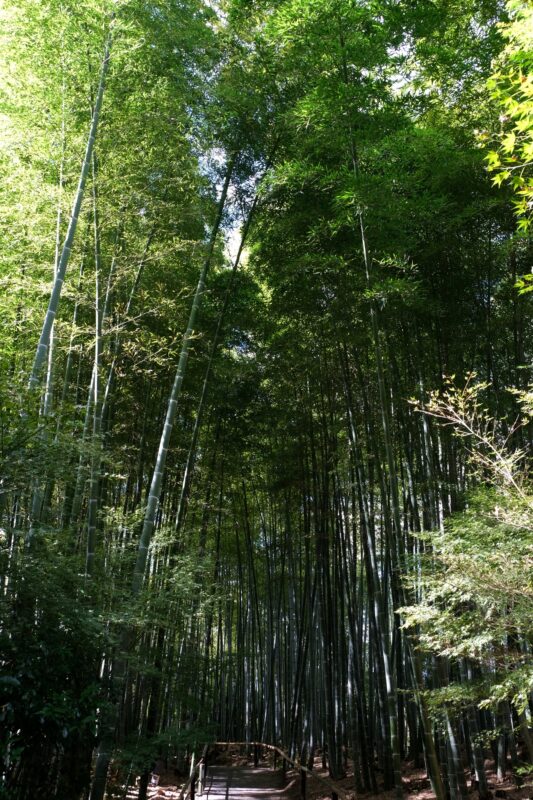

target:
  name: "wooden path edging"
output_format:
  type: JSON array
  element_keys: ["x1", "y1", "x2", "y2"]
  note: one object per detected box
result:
[{"x1": 214, "y1": 741, "x2": 349, "y2": 800}]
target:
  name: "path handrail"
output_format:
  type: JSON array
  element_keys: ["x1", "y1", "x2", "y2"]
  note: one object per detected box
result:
[
  {"x1": 214, "y1": 740, "x2": 348, "y2": 800},
  {"x1": 177, "y1": 744, "x2": 210, "y2": 800}
]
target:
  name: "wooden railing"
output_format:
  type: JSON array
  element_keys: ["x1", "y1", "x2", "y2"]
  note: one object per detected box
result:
[
  {"x1": 177, "y1": 744, "x2": 210, "y2": 800},
  {"x1": 214, "y1": 741, "x2": 348, "y2": 800}
]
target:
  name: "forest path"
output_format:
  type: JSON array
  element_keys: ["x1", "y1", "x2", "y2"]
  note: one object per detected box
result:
[
  {"x1": 202, "y1": 766, "x2": 294, "y2": 800},
  {"x1": 134, "y1": 765, "x2": 296, "y2": 800}
]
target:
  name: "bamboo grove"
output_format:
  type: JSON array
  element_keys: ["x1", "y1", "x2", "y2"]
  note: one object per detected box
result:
[{"x1": 0, "y1": 0, "x2": 532, "y2": 798}]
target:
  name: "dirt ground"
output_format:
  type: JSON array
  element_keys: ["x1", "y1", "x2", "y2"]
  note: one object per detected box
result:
[
  {"x1": 120, "y1": 750, "x2": 533, "y2": 800},
  {"x1": 295, "y1": 757, "x2": 533, "y2": 800}
]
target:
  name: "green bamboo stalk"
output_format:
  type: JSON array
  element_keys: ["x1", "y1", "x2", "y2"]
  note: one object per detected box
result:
[
  {"x1": 89, "y1": 157, "x2": 235, "y2": 800},
  {"x1": 29, "y1": 24, "x2": 113, "y2": 389},
  {"x1": 43, "y1": 84, "x2": 65, "y2": 419},
  {"x1": 86, "y1": 154, "x2": 103, "y2": 576},
  {"x1": 131, "y1": 155, "x2": 235, "y2": 596},
  {"x1": 26, "y1": 94, "x2": 67, "y2": 541},
  {"x1": 175, "y1": 191, "x2": 259, "y2": 532},
  {"x1": 101, "y1": 223, "x2": 157, "y2": 427}
]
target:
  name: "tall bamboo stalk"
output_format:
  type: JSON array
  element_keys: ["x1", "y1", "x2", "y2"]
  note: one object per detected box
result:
[
  {"x1": 131, "y1": 156, "x2": 235, "y2": 595},
  {"x1": 29, "y1": 24, "x2": 113, "y2": 389}
]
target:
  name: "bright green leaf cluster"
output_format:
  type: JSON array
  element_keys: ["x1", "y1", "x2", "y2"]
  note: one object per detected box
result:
[
  {"x1": 487, "y1": 0, "x2": 533, "y2": 236},
  {"x1": 402, "y1": 380, "x2": 533, "y2": 713}
]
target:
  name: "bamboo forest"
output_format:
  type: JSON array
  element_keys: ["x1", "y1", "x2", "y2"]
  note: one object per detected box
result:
[{"x1": 1, "y1": 0, "x2": 532, "y2": 798}]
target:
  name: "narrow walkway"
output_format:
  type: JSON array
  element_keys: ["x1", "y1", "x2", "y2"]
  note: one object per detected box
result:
[{"x1": 202, "y1": 766, "x2": 293, "y2": 800}]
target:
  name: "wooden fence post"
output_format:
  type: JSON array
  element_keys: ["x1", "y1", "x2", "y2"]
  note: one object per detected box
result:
[{"x1": 301, "y1": 768, "x2": 307, "y2": 800}]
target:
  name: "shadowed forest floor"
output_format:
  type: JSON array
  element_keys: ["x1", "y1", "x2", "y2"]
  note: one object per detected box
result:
[{"x1": 121, "y1": 753, "x2": 533, "y2": 800}]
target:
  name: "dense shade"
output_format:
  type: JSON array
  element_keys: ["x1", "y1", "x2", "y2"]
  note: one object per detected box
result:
[{"x1": 0, "y1": 1, "x2": 532, "y2": 799}]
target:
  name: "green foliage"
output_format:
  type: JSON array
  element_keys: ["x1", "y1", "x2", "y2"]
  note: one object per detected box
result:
[
  {"x1": 0, "y1": 0, "x2": 532, "y2": 795},
  {"x1": 422, "y1": 680, "x2": 490, "y2": 717},
  {"x1": 486, "y1": 0, "x2": 533, "y2": 232},
  {"x1": 402, "y1": 379, "x2": 533, "y2": 713},
  {"x1": 514, "y1": 272, "x2": 533, "y2": 294},
  {"x1": 0, "y1": 543, "x2": 106, "y2": 797},
  {"x1": 480, "y1": 664, "x2": 533, "y2": 715}
]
